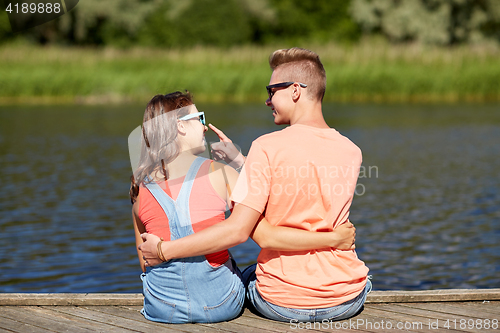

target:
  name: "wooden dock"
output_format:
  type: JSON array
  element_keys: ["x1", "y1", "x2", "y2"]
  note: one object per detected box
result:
[{"x1": 1, "y1": 289, "x2": 499, "y2": 332}]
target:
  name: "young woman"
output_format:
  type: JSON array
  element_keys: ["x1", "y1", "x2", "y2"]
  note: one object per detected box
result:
[{"x1": 129, "y1": 91, "x2": 356, "y2": 324}]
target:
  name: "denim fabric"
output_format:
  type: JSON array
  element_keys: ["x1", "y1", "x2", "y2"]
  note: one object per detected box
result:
[
  {"x1": 141, "y1": 157, "x2": 245, "y2": 323},
  {"x1": 242, "y1": 264, "x2": 372, "y2": 323}
]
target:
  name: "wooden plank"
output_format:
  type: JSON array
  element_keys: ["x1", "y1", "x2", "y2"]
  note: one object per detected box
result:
[
  {"x1": 23, "y1": 305, "x2": 140, "y2": 333},
  {"x1": 366, "y1": 303, "x2": 485, "y2": 333},
  {"x1": 238, "y1": 308, "x2": 379, "y2": 333},
  {"x1": 358, "y1": 308, "x2": 440, "y2": 333},
  {"x1": 90, "y1": 305, "x2": 229, "y2": 333},
  {"x1": 1, "y1": 289, "x2": 499, "y2": 306},
  {"x1": 120, "y1": 302, "x2": 498, "y2": 333},
  {"x1": 358, "y1": 310, "x2": 429, "y2": 333},
  {"x1": 232, "y1": 315, "x2": 301, "y2": 333},
  {"x1": 122, "y1": 305, "x2": 272, "y2": 333},
  {"x1": 323, "y1": 313, "x2": 405, "y2": 333},
  {"x1": 0, "y1": 329, "x2": 17, "y2": 333},
  {"x1": 0, "y1": 328, "x2": 16, "y2": 333},
  {"x1": 400, "y1": 302, "x2": 499, "y2": 320},
  {"x1": 49, "y1": 306, "x2": 182, "y2": 333},
  {"x1": 362, "y1": 315, "x2": 429, "y2": 332},
  {"x1": 366, "y1": 289, "x2": 500, "y2": 303},
  {"x1": 400, "y1": 303, "x2": 500, "y2": 332},
  {"x1": 451, "y1": 301, "x2": 500, "y2": 315},
  {"x1": 3, "y1": 303, "x2": 494, "y2": 333},
  {"x1": 239, "y1": 312, "x2": 339, "y2": 333},
  {"x1": 127, "y1": 305, "x2": 375, "y2": 333},
  {"x1": 238, "y1": 311, "x2": 321, "y2": 333},
  {"x1": 0, "y1": 312, "x2": 56, "y2": 333},
  {"x1": 0, "y1": 300, "x2": 496, "y2": 333},
  {"x1": 0, "y1": 294, "x2": 143, "y2": 306},
  {"x1": 365, "y1": 304, "x2": 458, "y2": 332},
  {"x1": 0, "y1": 306, "x2": 115, "y2": 333},
  {"x1": 240, "y1": 307, "x2": 386, "y2": 333},
  {"x1": 200, "y1": 321, "x2": 274, "y2": 333}
]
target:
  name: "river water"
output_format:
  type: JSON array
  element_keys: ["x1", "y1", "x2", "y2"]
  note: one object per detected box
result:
[{"x1": 0, "y1": 103, "x2": 499, "y2": 292}]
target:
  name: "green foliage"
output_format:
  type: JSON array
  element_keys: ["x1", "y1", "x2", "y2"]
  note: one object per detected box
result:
[
  {"x1": 175, "y1": 0, "x2": 251, "y2": 47},
  {"x1": 0, "y1": 10, "x2": 13, "y2": 42},
  {"x1": 137, "y1": 0, "x2": 252, "y2": 47},
  {"x1": 0, "y1": 0, "x2": 361, "y2": 46},
  {"x1": 264, "y1": 0, "x2": 361, "y2": 43},
  {"x1": 73, "y1": 0, "x2": 159, "y2": 45},
  {"x1": 350, "y1": 0, "x2": 500, "y2": 45},
  {"x1": 15, "y1": 0, "x2": 161, "y2": 45},
  {"x1": 1, "y1": 0, "x2": 499, "y2": 47}
]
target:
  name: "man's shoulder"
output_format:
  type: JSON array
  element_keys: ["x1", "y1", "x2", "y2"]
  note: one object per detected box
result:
[
  {"x1": 336, "y1": 131, "x2": 361, "y2": 151},
  {"x1": 258, "y1": 128, "x2": 289, "y2": 139},
  {"x1": 251, "y1": 125, "x2": 361, "y2": 157},
  {"x1": 255, "y1": 125, "x2": 353, "y2": 143},
  {"x1": 252, "y1": 128, "x2": 289, "y2": 146}
]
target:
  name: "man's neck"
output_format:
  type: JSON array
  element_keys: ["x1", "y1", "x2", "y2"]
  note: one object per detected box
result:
[{"x1": 289, "y1": 101, "x2": 329, "y2": 129}]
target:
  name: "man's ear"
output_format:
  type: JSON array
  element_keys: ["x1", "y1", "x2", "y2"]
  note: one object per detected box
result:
[{"x1": 291, "y1": 83, "x2": 302, "y2": 102}]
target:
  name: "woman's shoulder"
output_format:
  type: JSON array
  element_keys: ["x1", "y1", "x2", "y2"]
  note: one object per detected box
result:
[
  {"x1": 207, "y1": 161, "x2": 239, "y2": 199},
  {"x1": 209, "y1": 161, "x2": 239, "y2": 179}
]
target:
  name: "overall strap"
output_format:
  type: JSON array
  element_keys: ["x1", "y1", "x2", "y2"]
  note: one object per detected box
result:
[
  {"x1": 144, "y1": 157, "x2": 208, "y2": 239},
  {"x1": 175, "y1": 156, "x2": 208, "y2": 227},
  {"x1": 144, "y1": 180, "x2": 182, "y2": 240}
]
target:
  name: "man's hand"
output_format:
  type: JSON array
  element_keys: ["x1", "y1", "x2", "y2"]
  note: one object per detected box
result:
[
  {"x1": 138, "y1": 233, "x2": 162, "y2": 267},
  {"x1": 209, "y1": 124, "x2": 245, "y2": 169},
  {"x1": 332, "y1": 221, "x2": 356, "y2": 250}
]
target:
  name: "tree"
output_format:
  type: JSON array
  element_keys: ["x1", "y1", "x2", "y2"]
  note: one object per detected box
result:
[
  {"x1": 263, "y1": 0, "x2": 361, "y2": 43},
  {"x1": 1, "y1": 0, "x2": 360, "y2": 46},
  {"x1": 137, "y1": 0, "x2": 253, "y2": 47},
  {"x1": 350, "y1": 0, "x2": 500, "y2": 45},
  {"x1": 18, "y1": 0, "x2": 162, "y2": 45},
  {"x1": 0, "y1": 9, "x2": 13, "y2": 43}
]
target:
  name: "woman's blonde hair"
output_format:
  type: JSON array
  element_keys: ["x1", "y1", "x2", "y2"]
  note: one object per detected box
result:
[
  {"x1": 269, "y1": 47, "x2": 326, "y2": 102},
  {"x1": 129, "y1": 91, "x2": 193, "y2": 203}
]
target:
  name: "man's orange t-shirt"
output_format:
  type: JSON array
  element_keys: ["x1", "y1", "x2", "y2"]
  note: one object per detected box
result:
[{"x1": 232, "y1": 124, "x2": 369, "y2": 308}]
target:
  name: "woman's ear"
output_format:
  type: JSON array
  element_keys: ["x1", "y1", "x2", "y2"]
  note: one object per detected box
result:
[{"x1": 177, "y1": 119, "x2": 187, "y2": 136}]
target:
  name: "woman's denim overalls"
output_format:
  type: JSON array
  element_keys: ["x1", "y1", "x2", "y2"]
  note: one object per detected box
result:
[{"x1": 141, "y1": 157, "x2": 245, "y2": 323}]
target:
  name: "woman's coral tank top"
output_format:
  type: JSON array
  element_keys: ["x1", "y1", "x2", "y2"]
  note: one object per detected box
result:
[{"x1": 138, "y1": 160, "x2": 229, "y2": 266}]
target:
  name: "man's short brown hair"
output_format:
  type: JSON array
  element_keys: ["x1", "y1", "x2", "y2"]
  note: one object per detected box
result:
[{"x1": 269, "y1": 47, "x2": 326, "y2": 102}]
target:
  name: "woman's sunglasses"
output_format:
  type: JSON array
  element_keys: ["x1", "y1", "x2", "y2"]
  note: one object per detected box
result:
[
  {"x1": 178, "y1": 112, "x2": 205, "y2": 126},
  {"x1": 266, "y1": 82, "x2": 307, "y2": 100}
]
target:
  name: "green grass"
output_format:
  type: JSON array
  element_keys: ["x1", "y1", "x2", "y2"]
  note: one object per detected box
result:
[{"x1": 1, "y1": 40, "x2": 499, "y2": 104}]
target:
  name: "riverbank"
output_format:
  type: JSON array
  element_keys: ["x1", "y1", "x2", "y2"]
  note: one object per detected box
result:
[{"x1": 1, "y1": 40, "x2": 499, "y2": 104}]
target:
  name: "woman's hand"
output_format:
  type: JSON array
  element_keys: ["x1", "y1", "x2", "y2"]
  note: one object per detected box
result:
[
  {"x1": 209, "y1": 124, "x2": 245, "y2": 169},
  {"x1": 138, "y1": 233, "x2": 162, "y2": 267},
  {"x1": 251, "y1": 217, "x2": 357, "y2": 251},
  {"x1": 332, "y1": 221, "x2": 356, "y2": 250}
]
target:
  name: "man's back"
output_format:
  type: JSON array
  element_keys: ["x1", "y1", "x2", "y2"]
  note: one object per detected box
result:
[{"x1": 233, "y1": 124, "x2": 369, "y2": 308}]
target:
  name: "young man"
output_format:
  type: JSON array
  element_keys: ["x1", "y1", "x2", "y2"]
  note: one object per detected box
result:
[{"x1": 140, "y1": 47, "x2": 370, "y2": 322}]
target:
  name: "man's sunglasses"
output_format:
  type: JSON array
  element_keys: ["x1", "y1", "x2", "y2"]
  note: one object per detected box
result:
[
  {"x1": 266, "y1": 82, "x2": 307, "y2": 100},
  {"x1": 178, "y1": 111, "x2": 205, "y2": 126}
]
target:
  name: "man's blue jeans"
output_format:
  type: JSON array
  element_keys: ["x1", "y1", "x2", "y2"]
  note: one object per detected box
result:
[{"x1": 242, "y1": 264, "x2": 372, "y2": 323}]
